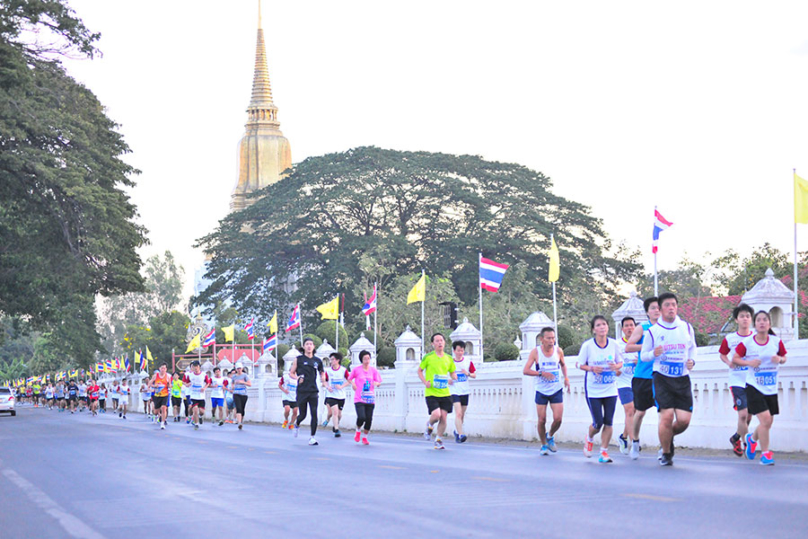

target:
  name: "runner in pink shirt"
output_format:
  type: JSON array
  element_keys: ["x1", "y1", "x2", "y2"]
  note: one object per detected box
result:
[{"x1": 347, "y1": 350, "x2": 382, "y2": 445}]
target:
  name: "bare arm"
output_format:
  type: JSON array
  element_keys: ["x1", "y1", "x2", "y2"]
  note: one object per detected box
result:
[
  {"x1": 625, "y1": 325, "x2": 644, "y2": 352},
  {"x1": 522, "y1": 349, "x2": 539, "y2": 376},
  {"x1": 417, "y1": 366, "x2": 429, "y2": 387}
]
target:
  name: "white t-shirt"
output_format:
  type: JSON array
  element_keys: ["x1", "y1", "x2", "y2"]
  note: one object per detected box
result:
[
  {"x1": 140, "y1": 386, "x2": 150, "y2": 400},
  {"x1": 119, "y1": 385, "x2": 130, "y2": 400},
  {"x1": 579, "y1": 338, "x2": 622, "y2": 399},
  {"x1": 616, "y1": 337, "x2": 636, "y2": 389},
  {"x1": 185, "y1": 372, "x2": 210, "y2": 400},
  {"x1": 736, "y1": 334, "x2": 787, "y2": 396},
  {"x1": 280, "y1": 374, "x2": 297, "y2": 402},
  {"x1": 642, "y1": 316, "x2": 697, "y2": 378},
  {"x1": 78, "y1": 384, "x2": 87, "y2": 397},
  {"x1": 209, "y1": 376, "x2": 227, "y2": 399},
  {"x1": 533, "y1": 346, "x2": 563, "y2": 396},
  {"x1": 450, "y1": 356, "x2": 476, "y2": 396},
  {"x1": 719, "y1": 331, "x2": 754, "y2": 388},
  {"x1": 325, "y1": 366, "x2": 348, "y2": 400}
]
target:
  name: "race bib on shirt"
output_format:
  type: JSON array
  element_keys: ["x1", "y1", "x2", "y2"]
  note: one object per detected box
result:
[{"x1": 432, "y1": 374, "x2": 449, "y2": 390}]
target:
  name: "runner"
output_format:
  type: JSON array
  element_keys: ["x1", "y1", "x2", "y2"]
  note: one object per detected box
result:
[
  {"x1": 224, "y1": 369, "x2": 236, "y2": 424},
  {"x1": 291, "y1": 337, "x2": 327, "y2": 446},
  {"x1": 640, "y1": 292, "x2": 697, "y2": 467},
  {"x1": 184, "y1": 360, "x2": 211, "y2": 430},
  {"x1": 98, "y1": 384, "x2": 107, "y2": 413},
  {"x1": 522, "y1": 327, "x2": 569, "y2": 455},
  {"x1": 110, "y1": 382, "x2": 119, "y2": 412},
  {"x1": 45, "y1": 383, "x2": 54, "y2": 410},
  {"x1": 322, "y1": 352, "x2": 349, "y2": 437},
  {"x1": 616, "y1": 317, "x2": 637, "y2": 455},
  {"x1": 87, "y1": 379, "x2": 100, "y2": 416},
  {"x1": 578, "y1": 316, "x2": 623, "y2": 463},
  {"x1": 140, "y1": 380, "x2": 151, "y2": 418},
  {"x1": 230, "y1": 362, "x2": 251, "y2": 430},
  {"x1": 151, "y1": 363, "x2": 171, "y2": 429},
  {"x1": 170, "y1": 372, "x2": 183, "y2": 422},
  {"x1": 118, "y1": 379, "x2": 129, "y2": 419},
  {"x1": 449, "y1": 340, "x2": 478, "y2": 443},
  {"x1": 733, "y1": 311, "x2": 787, "y2": 466},
  {"x1": 32, "y1": 380, "x2": 41, "y2": 408},
  {"x1": 77, "y1": 380, "x2": 87, "y2": 412},
  {"x1": 55, "y1": 382, "x2": 65, "y2": 412},
  {"x1": 181, "y1": 371, "x2": 192, "y2": 424},
  {"x1": 209, "y1": 367, "x2": 229, "y2": 426},
  {"x1": 278, "y1": 365, "x2": 298, "y2": 429},
  {"x1": 624, "y1": 296, "x2": 660, "y2": 460},
  {"x1": 718, "y1": 303, "x2": 755, "y2": 456},
  {"x1": 67, "y1": 378, "x2": 78, "y2": 413},
  {"x1": 417, "y1": 333, "x2": 458, "y2": 450},
  {"x1": 347, "y1": 350, "x2": 382, "y2": 445}
]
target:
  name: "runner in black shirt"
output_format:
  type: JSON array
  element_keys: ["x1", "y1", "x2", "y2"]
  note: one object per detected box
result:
[
  {"x1": 291, "y1": 337, "x2": 327, "y2": 446},
  {"x1": 67, "y1": 381, "x2": 79, "y2": 413}
]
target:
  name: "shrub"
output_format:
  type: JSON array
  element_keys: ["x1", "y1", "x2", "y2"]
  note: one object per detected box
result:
[
  {"x1": 377, "y1": 347, "x2": 396, "y2": 368},
  {"x1": 493, "y1": 343, "x2": 520, "y2": 361},
  {"x1": 563, "y1": 343, "x2": 581, "y2": 356},
  {"x1": 557, "y1": 325, "x2": 575, "y2": 350}
]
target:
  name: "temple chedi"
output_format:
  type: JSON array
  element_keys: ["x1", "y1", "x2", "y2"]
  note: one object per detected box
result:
[{"x1": 230, "y1": 3, "x2": 292, "y2": 212}]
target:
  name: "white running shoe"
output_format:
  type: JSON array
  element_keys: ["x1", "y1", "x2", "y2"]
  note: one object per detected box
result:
[
  {"x1": 293, "y1": 426, "x2": 299, "y2": 438},
  {"x1": 630, "y1": 441, "x2": 640, "y2": 460},
  {"x1": 308, "y1": 437, "x2": 319, "y2": 446},
  {"x1": 583, "y1": 439, "x2": 593, "y2": 458}
]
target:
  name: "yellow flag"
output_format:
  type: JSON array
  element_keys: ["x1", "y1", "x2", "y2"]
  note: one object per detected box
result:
[
  {"x1": 549, "y1": 236, "x2": 560, "y2": 283},
  {"x1": 222, "y1": 324, "x2": 235, "y2": 342},
  {"x1": 146, "y1": 346, "x2": 154, "y2": 362},
  {"x1": 185, "y1": 334, "x2": 201, "y2": 353},
  {"x1": 407, "y1": 273, "x2": 426, "y2": 304},
  {"x1": 316, "y1": 296, "x2": 340, "y2": 320},
  {"x1": 266, "y1": 313, "x2": 278, "y2": 333},
  {"x1": 795, "y1": 172, "x2": 808, "y2": 224}
]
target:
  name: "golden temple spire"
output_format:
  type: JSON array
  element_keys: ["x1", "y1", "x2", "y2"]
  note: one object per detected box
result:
[{"x1": 248, "y1": 0, "x2": 278, "y2": 125}]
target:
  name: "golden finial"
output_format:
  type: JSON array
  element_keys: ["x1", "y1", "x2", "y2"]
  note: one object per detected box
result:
[{"x1": 258, "y1": 0, "x2": 262, "y2": 29}]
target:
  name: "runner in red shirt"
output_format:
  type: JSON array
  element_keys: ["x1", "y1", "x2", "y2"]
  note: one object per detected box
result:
[{"x1": 87, "y1": 379, "x2": 100, "y2": 416}]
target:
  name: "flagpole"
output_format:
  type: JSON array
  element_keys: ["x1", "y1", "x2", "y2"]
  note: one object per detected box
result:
[
  {"x1": 420, "y1": 269, "x2": 425, "y2": 358},
  {"x1": 654, "y1": 206, "x2": 659, "y2": 296},
  {"x1": 298, "y1": 304, "x2": 303, "y2": 348},
  {"x1": 273, "y1": 309, "x2": 278, "y2": 365},
  {"x1": 251, "y1": 319, "x2": 255, "y2": 369},
  {"x1": 373, "y1": 282, "x2": 378, "y2": 355},
  {"x1": 795, "y1": 170, "x2": 800, "y2": 339},
  {"x1": 478, "y1": 252, "x2": 484, "y2": 363}
]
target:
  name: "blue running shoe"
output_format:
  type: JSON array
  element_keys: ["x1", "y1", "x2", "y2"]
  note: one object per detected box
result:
[
  {"x1": 760, "y1": 452, "x2": 775, "y2": 466},
  {"x1": 745, "y1": 433, "x2": 757, "y2": 460},
  {"x1": 547, "y1": 435, "x2": 557, "y2": 453},
  {"x1": 540, "y1": 445, "x2": 550, "y2": 456},
  {"x1": 454, "y1": 430, "x2": 461, "y2": 443}
]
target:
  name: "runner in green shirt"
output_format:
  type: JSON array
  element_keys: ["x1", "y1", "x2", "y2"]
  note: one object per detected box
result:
[{"x1": 418, "y1": 333, "x2": 457, "y2": 450}]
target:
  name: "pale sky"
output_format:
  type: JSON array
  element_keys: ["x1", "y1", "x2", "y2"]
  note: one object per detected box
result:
[{"x1": 63, "y1": 0, "x2": 808, "y2": 299}]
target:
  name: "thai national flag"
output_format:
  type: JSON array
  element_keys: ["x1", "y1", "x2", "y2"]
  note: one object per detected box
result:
[
  {"x1": 245, "y1": 319, "x2": 255, "y2": 341},
  {"x1": 124, "y1": 357, "x2": 130, "y2": 372},
  {"x1": 139, "y1": 350, "x2": 147, "y2": 372},
  {"x1": 362, "y1": 285, "x2": 377, "y2": 316},
  {"x1": 286, "y1": 305, "x2": 300, "y2": 332},
  {"x1": 652, "y1": 209, "x2": 673, "y2": 254},
  {"x1": 263, "y1": 334, "x2": 277, "y2": 352},
  {"x1": 202, "y1": 328, "x2": 216, "y2": 347},
  {"x1": 479, "y1": 256, "x2": 510, "y2": 293}
]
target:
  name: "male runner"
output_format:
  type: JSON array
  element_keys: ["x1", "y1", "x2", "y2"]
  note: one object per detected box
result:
[
  {"x1": 323, "y1": 352, "x2": 349, "y2": 437},
  {"x1": 418, "y1": 333, "x2": 458, "y2": 450},
  {"x1": 118, "y1": 379, "x2": 129, "y2": 419},
  {"x1": 209, "y1": 367, "x2": 228, "y2": 426},
  {"x1": 87, "y1": 379, "x2": 100, "y2": 416},
  {"x1": 170, "y1": 372, "x2": 183, "y2": 422},
  {"x1": 616, "y1": 317, "x2": 637, "y2": 454},
  {"x1": 450, "y1": 340, "x2": 477, "y2": 443},
  {"x1": 522, "y1": 327, "x2": 569, "y2": 454},
  {"x1": 291, "y1": 337, "x2": 327, "y2": 445},
  {"x1": 67, "y1": 379, "x2": 79, "y2": 413},
  {"x1": 719, "y1": 303, "x2": 754, "y2": 456},
  {"x1": 625, "y1": 296, "x2": 660, "y2": 459},
  {"x1": 151, "y1": 363, "x2": 171, "y2": 429},
  {"x1": 77, "y1": 380, "x2": 87, "y2": 412},
  {"x1": 184, "y1": 361, "x2": 211, "y2": 430},
  {"x1": 32, "y1": 380, "x2": 41, "y2": 407},
  {"x1": 640, "y1": 292, "x2": 697, "y2": 466},
  {"x1": 279, "y1": 366, "x2": 298, "y2": 429},
  {"x1": 45, "y1": 384, "x2": 54, "y2": 410}
]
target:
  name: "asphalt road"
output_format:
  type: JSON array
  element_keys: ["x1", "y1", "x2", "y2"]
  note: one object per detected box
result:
[{"x1": 1, "y1": 406, "x2": 807, "y2": 539}]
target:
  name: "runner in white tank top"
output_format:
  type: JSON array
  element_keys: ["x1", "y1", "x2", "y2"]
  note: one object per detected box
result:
[
  {"x1": 449, "y1": 340, "x2": 476, "y2": 443},
  {"x1": 615, "y1": 317, "x2": 637, "y2": 455},
  {"x1": 718, "y1": 303, "x2": 754, "y2": 456},
  {"x1": 323, "y1": 353, "x2": 349, "y2": 437},
  {"x1": 279, "y1": 369, "x2": 299, "y2": 429},
  {"x1": 523, "y1": 327, "x2": 569, "y2": 455}
]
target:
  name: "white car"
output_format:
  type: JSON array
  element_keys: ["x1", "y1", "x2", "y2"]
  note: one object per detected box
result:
[{"x1": 0, "y1": 387, "x2": 16, "y2": 416}]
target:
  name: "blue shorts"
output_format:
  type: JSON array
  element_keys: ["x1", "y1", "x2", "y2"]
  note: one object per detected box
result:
[
  {"x1": 618, "y1": 387, "x2": 634, "y2": 406},
  {"x1": 211, "y1": 397, "x2": 224, "y2": 408},
  {"x1": 535, "y1": 389, "x2": 563, "y2": 406}
]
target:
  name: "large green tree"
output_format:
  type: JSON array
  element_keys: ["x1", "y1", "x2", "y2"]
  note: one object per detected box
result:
[
  {"x1": 196, "y1": 147, "x2": 640, "y2": 340},
  {"x1": 0, "y1": 1, "x2": 147, "y2": 365}
]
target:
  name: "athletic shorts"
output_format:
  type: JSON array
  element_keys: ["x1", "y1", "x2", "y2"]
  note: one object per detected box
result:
[
  {"x1": 171, "y1": 396, "x2": 183, "y2": 407},
  {"x1": 731, "y1": 386, "x2": 748, "y2": 411},
  {"x1": 631, "y1": 377, "x2": 655, "y2": 412},
  {"x1": 534, "y1": 389, "x2": 563, "y2": 406},
  {"x1": 191, "y1": 399, "x2": 205, "y2": 410},
  {"x1": 152, "y1": 396, "x2": 168, "y2": 409},
  {"x1": 452, "y1": 394, "x2": 470, "y2": 406},
  {"x1": 80, "y1": 396, "x2": 88, "y2": 402},
  {"x1": 653, "y1": 373, "x2": 693, "y2": 412},
  {"x1": 57, "y1": 397, "x2": 65, "y2": 401},
  {"x1": 282, "y1": 400, "x2": 298, "y2": 408},
  {"x1": 324, "y1": 397, "x2": 345, "y2": 409},
  {"x1": 587, "y1": 396, "x2": 617, "y2": 429},
  {"x1": 425, "y1": 396, "x2": 453, "y2": 414},
  {"x1": 618, "y1": 387, "x2": 634, "y2": 406},
  {"x1": 746, "y1": 384, "x2": 779, "y2": 416},
  {"x1": 211, "y1": 397, "x2": 224, "y2": 408},
  {"x1": 68, "y1": 395, "x2": 77, "y2": 401}
]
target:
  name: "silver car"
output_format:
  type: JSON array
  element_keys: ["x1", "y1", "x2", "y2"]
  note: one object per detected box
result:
[{"x1": 0, "y1": 387, "x2": 16, "y2": 416}]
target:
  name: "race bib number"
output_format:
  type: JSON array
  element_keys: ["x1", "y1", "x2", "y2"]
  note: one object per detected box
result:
[
  {"x1": 432, "y1": 375, "x2": 449, "y2": 389},
  {"x1": 540, "y1": 370, "x2": 559, "y2": 383},
  {"x1": 597, "y1": 371, "x2": 615, "y2": 385},
  {"x1": 660, "y1": 361, "x2": 684, "y2": 376},
  {"x1": 755, "y1": 371, "x2": 777, "y2": 387},
  {"x1": 622, "y1": 364, "x2": 634, "y2": 376},
  {"x1": 457, "y1": 373, "x2": 468, "y2": 383}
]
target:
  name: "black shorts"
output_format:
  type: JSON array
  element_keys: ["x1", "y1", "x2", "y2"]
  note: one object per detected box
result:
[
  {"x1": 282, "y1": 400, "x2": 298, "y2": 408},
  {"x1": 426, "y1": 396, "x2": 453, "y2": 414},
  {"x1": 731, "y1": 386, "x2": 748, "y2": 411},
  {"x1": 324, "y1": 397, "x2": 345, "y2": 409},
  {"x1": 57, "y1": 397, "x2": 65, "y2": 401},
  {"x1": 451, "y1": 394, "x2": 469, "y2": 406},
  {"x1": 171, "y1": 396, "x2": 183, "y2": 407},
  {"x1": 68, "y1": 395, "x2": 77, "y2": 401},
  {"x1": 80, "y1": 396, "x2": 88, "y2": 403},
  {"x1": 653, "y1": 373, "x2": 693, "y2": 412},
  {"x1": 632, "y1": 378, "x2": 655, "y2": 412},
  {"x1": 746, "y1": 384, "x2": 779, "y2": 416},
  {"x1": 191, "y1": 399, "x2": 205, "y2": 410},
  {"x1": 152, "y1": 395, "x2": 168, "y2": 409}
]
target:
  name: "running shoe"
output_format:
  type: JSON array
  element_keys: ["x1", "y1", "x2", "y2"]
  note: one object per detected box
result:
[
  {"x1": 434, "y1": 439, "x2": 445, "y2": 450},
  {"x1": 293, "y1": 426, "x2": 299, "y2": 438},
  {"x1": 629, "y1": 441, "x2": 640, "y2": 460},
  {"x1": 287, "y1": 422, "x2": 294, "y2": 430},
  {"x1": 459, "y1": 434, "x2": 467, "y2": 443},
  {"x1": 424, "y1": 421, "x2": 433, "y2": 440},
  {"x1": 308, "y1": 437, "x2": 318, "y2": 446},
  {"x1": 730, "y1": 433, "x2": 743, "y2": 457},
  {"x1": 193, "y1": 422, "x2": 199, "y2": 430},
  {"x1": 618, "y1": 434, "x2": 629, "y2": 455},
  {"x1": 540, "y1": 445, "x2": 550, "y2": 456},
  {"x1": 760, "y1": 452, "x2": 774, "y2": 466},
  {"x1": 160, "y1": 423, "x2": 165, "y2": 430},
  {"x1": 659, "y1": 453, "x2": 673, "y2": 466},
  {"x1": 745, "y1": 433, "x2": 757, "y2": 460},
  {"x1": 583, "y1": 439, "x2": 593, "y2": 458},
  {"x1": 123, "y1": 415, "x2": 126, "y2": 419},
  {"x1": 354, "y1": 430, "x2": 361, "y2": 442},
  {"x1": 219, "y1": 421, "x2": 224, "y2": 427},
  {"x1": 282, "y1": 420, "x2": 288, "y2": 429},
  {"x1": 657, "y1": 448, "x2": 663, "y2": 461},
  {"x1": 322, "y1": 419, "x2": 329, "y2": 427},
  {"x1": 334, "y1": 430, "x2": 341, "y2": 438},
  {"x1": 362, "y1": 437, "x2": 369, "y2": 445},
  {"x1": 598, "y1": 450, "x2": 613, "y2": 463},
  {"x1": 119, "y1": 412, "x2": 122, "y2": 418},
  {"x1": 547, "y1": 435, "x2": 557, "y2": 453},
  {"x1": 238, "y1": 424, "x2": 243, "y2": 430},
  {"x1": 186, "y1": 418, "x2": 191, "y2": 424},
  {"x1": 453, "y1": 430, "x2": 461, "y2": 443}
]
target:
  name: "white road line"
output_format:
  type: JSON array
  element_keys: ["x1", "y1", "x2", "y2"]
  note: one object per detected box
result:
[{"x1": 1, "y1": 467, "x2": 106, "y2": 539}]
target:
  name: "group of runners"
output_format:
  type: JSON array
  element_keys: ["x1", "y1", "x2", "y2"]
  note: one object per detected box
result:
[{"x1": 14, "y1": 291, "x2": 786, "y2": 465}]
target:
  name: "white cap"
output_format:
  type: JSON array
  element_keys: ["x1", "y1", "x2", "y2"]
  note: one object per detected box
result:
[{"x1": 235, "y1": 362, "x2": 244, "y2": 369}]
